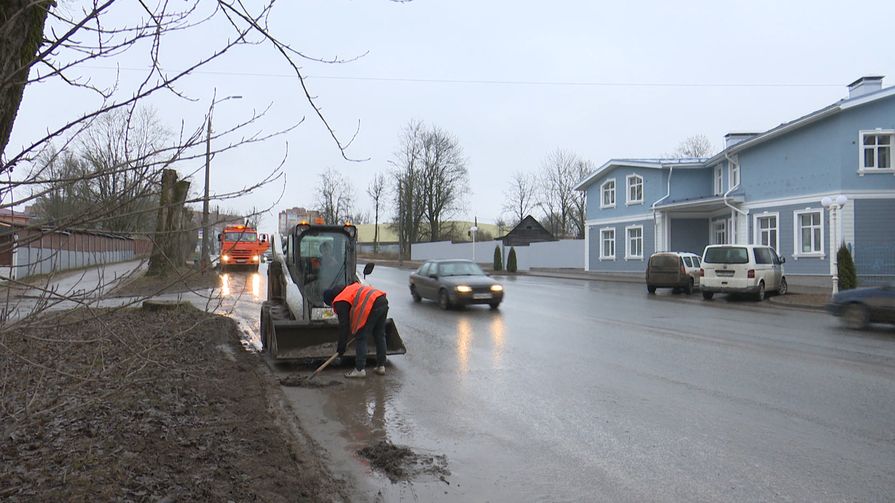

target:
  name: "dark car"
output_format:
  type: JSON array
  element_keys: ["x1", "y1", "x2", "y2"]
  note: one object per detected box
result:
[
  {"x1": 409, "y1": 259, "x2": 504, "y2": 310},
  {"x1": 645, "y1": 252, "x2": 701, "y2": 295},
  {"x1": 827, "y1": 285, "x2": 895, "y2": 330}
]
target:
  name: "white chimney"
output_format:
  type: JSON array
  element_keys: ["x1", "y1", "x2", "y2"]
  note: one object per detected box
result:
[
  {"x1": 724, "y1": 132, "x2": 758, "y2": 148},
  {"x1": 847, "y1": 76, "x2": 884, "y2": 99}
]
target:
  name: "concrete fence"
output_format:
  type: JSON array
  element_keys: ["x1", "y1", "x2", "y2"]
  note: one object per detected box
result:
[
  {"x1": 411, "y1": 239, "x2": 585, "y2": 271},
  {"x1": 0, "y1": 227, "x2": 153, "y2": 280}
]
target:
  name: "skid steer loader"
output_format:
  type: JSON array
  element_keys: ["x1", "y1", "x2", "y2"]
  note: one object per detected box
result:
[{"x1": 260, "y1": 221, "x2": 406, "y2": 362}]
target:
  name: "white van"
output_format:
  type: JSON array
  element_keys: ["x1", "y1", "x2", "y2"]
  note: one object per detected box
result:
[{"x1": 700, "y1": 245, "x2": 787, "y2": 301}]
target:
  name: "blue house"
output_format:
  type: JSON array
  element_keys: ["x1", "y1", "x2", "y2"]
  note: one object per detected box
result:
[{"x1": 575, "y1": 76, "x2": 895, "y2": 283}]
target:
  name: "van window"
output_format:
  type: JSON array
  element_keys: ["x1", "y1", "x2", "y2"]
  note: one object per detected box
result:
[
  {"x1": 754, "y1": 248, "x2": 773, "y2": 265},
  {"x1": 704, "y1": 246, "x2": 749, "y2": 264},
  {"x1": 694, "y1": 257, "x2": 701, "y2": 267},
  {"x1": 682, "y1": 257, "x2": 693, "y2": 267},
  {"x1": 650, "y1": 255, "x2": 680, "y2": 268}
]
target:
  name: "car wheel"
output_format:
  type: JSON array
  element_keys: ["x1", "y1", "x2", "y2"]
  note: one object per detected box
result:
[
  {"x1": 685, "y1": 278, "x2": 694, "y2": 295},
  {"x1": 702, "y1": 291, "x2": 714, "y2": 300},
  {"x1": 842, "y1": 303, "x2": 870, "y2": 330},
  {"x1": 410, "y1": 286, "x2": 422, "y2": 303},
  {"x1": 777, "y1": 277, "x2": 788, "y2": 296},
  {"x1": 755, "y1": 281, "x2": 766, "y2": 301},
  {"x1": 438, "y1": 289, "x2": 451, "y2": 310},
  {"x1": 489, "y1": 302, "x2": 500, "y2": 310},
  {"x1": 647, "y1": 285, "x2": 657, "y2": 294}
]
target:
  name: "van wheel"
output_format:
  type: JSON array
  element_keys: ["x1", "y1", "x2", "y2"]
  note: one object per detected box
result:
[
  {"x1": 684, "y1": 278, "x2": 694, "y2": 295},
  {"x1": 755, "y1": 281, "x2": 766, "y2": 301},
  {"x1": 777, "y1": 278, "x2": 788, "y2": 296},
  {"x1": 702, "y1": 291, "x2": 714, "y2": 300},
  {"x1": 647, "y1": 285, "x2": 656, "y2": 294}
]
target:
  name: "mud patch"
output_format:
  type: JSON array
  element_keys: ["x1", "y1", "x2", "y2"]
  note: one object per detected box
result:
[
  {"x1": 279, "y1": 374, "x2": 343, "y2": 388},
  {"x1": 358, "y1": 440, "x2": 450, "y2": 483}
]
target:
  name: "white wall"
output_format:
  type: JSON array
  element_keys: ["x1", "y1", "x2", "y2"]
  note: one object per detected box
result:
[{"x1": 411, "y1": 240, "x2": 585, "y2": 271}]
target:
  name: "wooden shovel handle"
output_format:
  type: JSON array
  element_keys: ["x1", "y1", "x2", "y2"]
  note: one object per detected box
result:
[{"x1": 309, "y1": 335, "x2": 356, "y2": 380}]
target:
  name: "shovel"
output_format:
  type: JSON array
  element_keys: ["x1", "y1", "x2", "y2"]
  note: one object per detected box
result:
[{"x1": 308, "y1": 335, "x2": 356, "y2": 380}]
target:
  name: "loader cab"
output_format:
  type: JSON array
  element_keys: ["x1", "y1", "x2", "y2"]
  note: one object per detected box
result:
[{"x1": 286, "y1": 224, "x2": 358, "y2": 308}]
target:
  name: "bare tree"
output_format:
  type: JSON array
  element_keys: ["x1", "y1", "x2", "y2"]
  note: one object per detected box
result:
[
  {"x1": 390, "y1": 121, "x2": 426, "y2": 259},
  {"x1": 314, "y1": 168, "x2": 355, "y2": 224},
  {"x1": 570, "y1": 159, "x2": 593, "y2": 239},
  {"x1": 672, "y1": 134, "x2": 714, "y2": 158},
  {"x1": 537, "y1": 149, "x2": 579, "y2": 238},
  {"x1": 418, "y1": 125, "x2": 468, "y2": 242},
  {"x1": 366, "y1": 172, "x2": 387, "y2": 254},
  {"x1": 502, "y1": 171, "x2": 537, "y2": 226}
]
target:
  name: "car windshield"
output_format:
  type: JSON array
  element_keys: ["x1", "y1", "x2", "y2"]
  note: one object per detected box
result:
[
  {"x1": 704, "y1": 247, "x2": 749, "y2": 264},
  {"x1": 438, "y1": 261, "x2": 485, "y2": 276},
  {"x1": 222, "y1": 232, "x2": 257, "y2": 242}
]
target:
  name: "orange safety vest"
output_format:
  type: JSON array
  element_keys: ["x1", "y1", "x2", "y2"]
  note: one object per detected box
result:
[{"x1": 333, "y1": 283, "x2": 386, "y2": 335}]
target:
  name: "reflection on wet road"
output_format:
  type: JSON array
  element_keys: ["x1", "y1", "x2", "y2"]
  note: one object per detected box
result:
[
  {"x1": 225, "y1": 264, "x2": 895, "y2": 502},
  {"x1": 217, "y1": 267, "x2": 266, "y2": 350}
]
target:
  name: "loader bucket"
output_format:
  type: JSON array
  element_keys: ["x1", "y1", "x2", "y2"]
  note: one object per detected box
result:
[{"x1": 270, "y1": 318, "x2": 406, "y2": 362}]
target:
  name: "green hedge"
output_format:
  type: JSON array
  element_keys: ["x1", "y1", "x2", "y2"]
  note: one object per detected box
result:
[
  {"x1": 493, "y1": 245, "x2": 503, "y2": 271},
  {"x1": 837, "y1": 243, "x2": 857, "y2": 290},
  {"x1": 507, "y1": 247, "x2": 517, "y2": 273}
]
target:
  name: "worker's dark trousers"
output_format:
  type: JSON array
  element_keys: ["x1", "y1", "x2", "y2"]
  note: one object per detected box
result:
[{"x1": 355, "y1": 297, "x2": 388, "y2": 371}]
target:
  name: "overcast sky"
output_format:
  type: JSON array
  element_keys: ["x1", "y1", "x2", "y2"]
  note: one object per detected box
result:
[{"x1": 11, "y1": 0, "x2": 895, "y2": 232}]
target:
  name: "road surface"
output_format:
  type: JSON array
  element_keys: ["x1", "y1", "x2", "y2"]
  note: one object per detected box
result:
[{"x1": 222, "y1": 264, "x2": 895, "y2": 502}]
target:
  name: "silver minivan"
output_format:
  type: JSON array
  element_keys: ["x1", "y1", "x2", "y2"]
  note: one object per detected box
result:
[{"x1": 700, "y1": 245, "x2": 787, "y2": 301}]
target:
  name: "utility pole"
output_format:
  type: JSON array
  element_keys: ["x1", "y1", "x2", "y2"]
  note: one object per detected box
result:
[{"x1": 200, "y1": 93, "x2": 242, "y2": 274}]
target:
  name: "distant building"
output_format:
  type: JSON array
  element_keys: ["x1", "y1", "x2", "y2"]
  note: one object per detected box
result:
[
  {"x1": 278, "y1": 207, "x2": 321, "y2": 235},
  {"x1": 0, "y1": 208, "x2": 31, "y2": 226},
  {"x1": 498, "y1": 215, "x2": 556, "y2": 247}
]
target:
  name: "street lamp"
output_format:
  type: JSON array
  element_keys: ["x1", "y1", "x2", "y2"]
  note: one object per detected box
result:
[
  {"x1": 821, "y1": 194, "x2": 848, "y2": 294},
  {"x1": 470, "y1": 224, "x2": 479, "y2": 262},
  {"x1": 200, "y1": 93, "x2": 242, "y2": 274}
]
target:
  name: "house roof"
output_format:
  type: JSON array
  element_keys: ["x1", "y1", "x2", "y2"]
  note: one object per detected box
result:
[
  {"x1": 576, "y1": 78, "x2": 895, "y2": 191},
  {"x1": 573, "y1": 158, "x2": 706, "y2": 191}
]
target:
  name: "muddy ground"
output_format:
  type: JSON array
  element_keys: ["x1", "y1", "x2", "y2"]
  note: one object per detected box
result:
[
  {"x1": 0, "y1": 305, "x2": 348, "y2": 502},
  {"x1": 111, "y1": 266, "x2": 220, "y2": 298}
]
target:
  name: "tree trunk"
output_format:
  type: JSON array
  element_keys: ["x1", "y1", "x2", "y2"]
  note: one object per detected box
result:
[
  {"x1": 147, "y1": 169, "x2": 176, "y2": 276},
  {"x1": 0, "y1": 1, "x2": 52, "y2": 160}
]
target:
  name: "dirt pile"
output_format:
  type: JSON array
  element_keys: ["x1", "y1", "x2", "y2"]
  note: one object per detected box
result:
[
  {"x1": 111, "y1": 266, "x2": 220, "y2": 297},
  {"x1": 279, "y1": 374, "x2": 343, "y2": 388},
  {"x1": 0, "y1": 305, "x2": 347, "y2": 502},
  {"x1": 358, "y1": 440, "x2": 450, "y2": 483}
]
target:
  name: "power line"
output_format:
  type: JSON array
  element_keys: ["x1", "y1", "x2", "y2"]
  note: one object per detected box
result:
[{"x1": 81, "y1": 65, "x2": 842, "y2": 88}]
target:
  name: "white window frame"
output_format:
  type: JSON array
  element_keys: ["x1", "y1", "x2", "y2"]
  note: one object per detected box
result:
[
  {"x1": 625, "y1": 224, "x2": 643, "y2": 260},
  {"x1": 599, "y1": 227, "x2": 615, "y2": 260},
  {"x1": 600, "y1": 179, "x2": 616, "y2": 209},
  {"x1": 792, "y1": 208, "x2": 825, "y2": 259},
  {"x1": 858, "y1": 130, "x2": 895, "y2": 173},
  {"x1": 728, "y1": 162, "x2": 740, "y2": 190},
  {"x1": 626, "y1": 174, "x2": 644, "y2": 206},
  {"x1": 710, "y1": 218, "x2": 728, "y2": 245},
  {"x1": 752, "y1": 212, "x2": 780, "y2": 252},
  {"x1": 713, "y1": 166, "x2": 723, "y2": 195}
]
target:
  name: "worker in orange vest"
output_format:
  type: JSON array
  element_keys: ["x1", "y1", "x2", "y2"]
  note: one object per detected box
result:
[{"x1": 323, "y1": 282, "x2": 389, "y2": 378}]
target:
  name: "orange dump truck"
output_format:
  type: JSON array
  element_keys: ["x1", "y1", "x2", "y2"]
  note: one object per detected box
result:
[{"x1": 218, "y1": 224, "x2": 269, "y2": 271}]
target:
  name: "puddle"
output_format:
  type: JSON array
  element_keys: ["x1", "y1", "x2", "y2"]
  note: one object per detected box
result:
[{"x1": 358, "y1": 440, "x2": 450, "y2": 484}]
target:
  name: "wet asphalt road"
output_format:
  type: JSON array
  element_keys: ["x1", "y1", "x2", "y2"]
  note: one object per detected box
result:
[{"x1": 224, "y1": 264, "x2": 895, "y2": 502}]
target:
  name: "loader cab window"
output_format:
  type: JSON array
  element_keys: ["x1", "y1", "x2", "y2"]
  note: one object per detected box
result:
[
  {"x1": 222, "y1": 232, "x2": 257, "y2": 242},
  {"x1": 295, "y1": 231, "x2": 353, "y2": 305}
]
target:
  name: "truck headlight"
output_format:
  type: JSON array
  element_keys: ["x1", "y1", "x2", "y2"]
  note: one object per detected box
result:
[
  {"x1": 456, "y1": 285, "x2": 472, "y2": 293},
  {"x1": 252, "y1": 255, "x2": 259, "y2": 262},
  {"x1": 490, "y1": 284, "x2": 503, "y2": 292},
  {"x1": 222, "y1": 254, "x2": 230, "y2": 262}
]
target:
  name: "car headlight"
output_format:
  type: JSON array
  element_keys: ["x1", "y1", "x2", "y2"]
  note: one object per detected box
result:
[
  {"x1": 455, "y1": 285, "x2": 472, "y2": 293},
  {"x1": 222, "y1": 254, "x2": 230, "y2": 262},
  {"x1": 490, "y1": 284, "x2": 503, "y2": 292}
]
